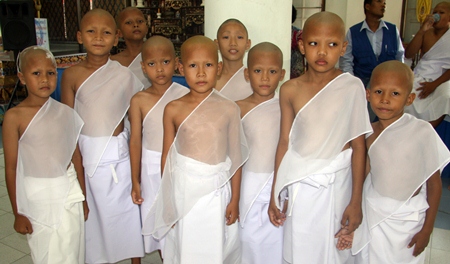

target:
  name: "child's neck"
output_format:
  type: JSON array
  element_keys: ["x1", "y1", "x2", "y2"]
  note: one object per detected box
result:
[
  {"x1": 303, "y1": 67, "x2": 341, "y2": 87},
  {"x1": 377, "y1": 114, "x2": 403, "y2": 131},
  {"x1": 220, "y1": 59, "x2": 243, "y2": 76},
  {"x1": 21, "y1": 95, "x2": 49, "y2": 107},
  {"x1": 188, "y1": 88, "x2": 213, "y2": 102},
  {"x1": 150, "y1": 81, "x2": 173, "y2": 94},
  {"x1": 123, "y1": 39, "x2": 144, "y2": 58},
  {"x1": 85, "y1": 53, "x2": 110, "y2": 69},
  {"x1": 248, "y1": 92, "x2": 275, "y2": 105}
]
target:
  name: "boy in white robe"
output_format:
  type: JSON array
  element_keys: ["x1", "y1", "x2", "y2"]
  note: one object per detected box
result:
[
  {"x1": 348, "y1": 61, "x2": 450, "y2": 264},
  {"x1": 61, "y1": 9, "x2": 144, "y2": 264},
  {"x1": 142, "y1": 36, "x2": 248, "y2": 264},
  {"x1": 236, "y1": 42, "x2": 285, "y2": 264},
  {"x1": 404, "y1": 2, "x2": 450, "y2": 127},
  {"x1": 129, "y1": 36, "x2": 189, "y2": 255},
  {"x1": 3, "y1": 46, "x2": 86, "y2": 264},
  {"x1": 111, "y1": 7, "x2": 151, "y2": 87},
  {"x1": 215, "y1": 19, "x2": 253, "y2": 101},
  {"x1": 268, "y1": 12, "x2": 372, "y2": 264}
]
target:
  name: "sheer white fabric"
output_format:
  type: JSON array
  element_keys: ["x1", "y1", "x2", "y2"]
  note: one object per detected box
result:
[
  {"x1": 240, "y1": 97, "x2": 280, "y2": 224},
  {"x1": 143, "y1": 90, "x2": 249, "y2": 239},
  {"x1": 353, "y1": 114, "x2": 450, "y2": 255},
  {"x1": 75, "y1": 59, "x2": 143, "y2": 177},
  {"x1": 129, "y1": 53, "x2": 151, "y2": 88},
  {"x1": 405, "y1": 30, "x2": 450, "y2": 121},
  {"x1": 17, "y1": 98, "x2": 83, "y2": 227},
  {"x1": 142, "y1": 82, "x2": 189, "y2": 152},
  {"x1": 219, "y1": 66, "x2": 253, "y2": 101},
  {"x1": 274, "y1": 73, "x2": 372, "y2": 208}
]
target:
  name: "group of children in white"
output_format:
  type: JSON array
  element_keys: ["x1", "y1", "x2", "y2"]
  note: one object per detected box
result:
[{"x1": 3, "y1": 2, "x2": 450, "y2": 264}]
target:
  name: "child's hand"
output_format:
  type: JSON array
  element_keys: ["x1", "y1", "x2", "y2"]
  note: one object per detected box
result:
[
  {"x1": 408, "y1": 230, "x2": 431, "y2": 257},
  {"x1": 14, "y1": 215, "x2": 33, "y2": 235},
  {"x1": 341, "y1": 202, "x2": 362, "y2": 233},
  {"x1": 417, "y1": 81, "x2": 438, "y2": 99},
  {"x1": 83, "y1": 200, "x2": 89, "y2": 221},
  {"x1": 225, "y1": 201, "x2": 239, "y2": 225},
  {"x1": 335, "y1": 226, "x2": 354, "y2": 250},
  {"x1": 131, "y1": 185, "x2": 144, "y2": 205},
  {"x1": 268, "y1": 198, "x2": 287, "y2": 227}
]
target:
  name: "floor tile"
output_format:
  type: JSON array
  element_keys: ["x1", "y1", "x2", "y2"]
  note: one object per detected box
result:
[
  {"x1": 11, "y1": 255, "x2": 32, "y2": 264},
  {"x1": 0, "y1": 213, "x2": 15, "y2": 240},
  {"x1": 441, "y1": 178, "x2": 450, "y2": 198},
  {"x1": 0, "y1": 242, "x2": 26, "y2": 264},
  {"x1": 0, "y1": 209, "x2": 7, "y2": 216},
  {"x1": 142, "y1": 252, "x2": 163, "y2": 264},
  {"x1": 430, "y1": 248, "x2": 450, "y2": 264},
  {"x1": 424, "y1": 247, "x2": 430, "y2": 264},
  {"x1": 1, "y1": 232, "x2": 30, "y2": 254},
  {"x1": 0, "y1": 195, "x2": 12, "y2": 212},
  {"x1": 0, "y1": 184, "x2": 8, "y2": 198},
  {"x1": 434, "y1": 211, "x2": 450, "y2": 230},
  {"x1": 430, "y1": 228, "x2": 450, "y2": 251}
]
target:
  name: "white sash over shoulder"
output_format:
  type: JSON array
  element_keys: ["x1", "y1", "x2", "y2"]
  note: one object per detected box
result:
[
  {"x1": 274, "y1": 73, "x2": 372, "y2": 209},
  {"x1": 143, "y1": 90, "x2": 249, "y2": 239},
  {"x1": 17, "y1": 98, "x2": 84, "y2": 227},
  {"x1": 142, "y1": 82, "x2": 189, "y2": 152},
  {"x1": 352, "y1": 114, "x2": 450, "y2": 254},
  {"x1": 129, "y1": 53, "x2": 151, "y2": 88},
  {"x1": 240, "y1": 98, "x2": 280, "y2": 225},
  {"x1": 75, "y1": 59, "x2": 143, "y2": 177},
  {"x1": 219, "y1": 66, "x2": 253, "y2": 101}
]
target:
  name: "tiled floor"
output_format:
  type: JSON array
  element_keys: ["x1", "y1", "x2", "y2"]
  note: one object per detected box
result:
[{"x1": 0, "y1": 146, "x2": 449, "y2": 263}]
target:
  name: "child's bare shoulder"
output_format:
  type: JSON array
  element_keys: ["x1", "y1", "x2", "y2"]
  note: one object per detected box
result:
[
  {"x1": 236, "y1": 96, "x2": 256, "y2": 117},
  {"x1": 3, "y1": 104, "x2": 39, "y2": 135},
  {"x1": 110, "y1": 52, "x2": 132, "y2": 67}
]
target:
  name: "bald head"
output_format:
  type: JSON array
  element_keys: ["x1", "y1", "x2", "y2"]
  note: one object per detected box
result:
[
  {"x1": 116, "y1": 7, "x2": 144, "y2": 26},
  {"x1": 142, "y1": 35, "x2": 175, "y2": 59},
  {"x1": 80, "y1": 9, "x2": 116, "y2": 31},
  {"x1": 247, "y1": 42, "x2": 283, "y2": 68},
  {"x1": 180, "y1": 36, "x2": 218, "y2": 63},
  {"x1": 303, "y1": 11, "x2": 345, "y2": 40},
  {"x1": 18, "y1": 46, "x2": 56, "y2": 73},
  {"x1": 371, "y1": 61, "x2": 414, "y2": 92},
  {"x1": 217, "y1": 18, "x2": 248, "y2": 38}
]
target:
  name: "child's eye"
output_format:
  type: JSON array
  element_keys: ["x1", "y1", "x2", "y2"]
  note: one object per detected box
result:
[
  {"x1": 270, "y1": 70, "x2": 278, "y2": 74},
  {"x1": 147, "y1": 62, "x2": 155, "y2": 66},
  {"x1": 138, "y1": 20, "x2": 145, "y2": 24},
  {"x1": 374, "y1": 90, "x2": 382, "y2": 94},
  {"x1": 32, "y1": 71, "x2": 40, "y2": 76},
  {"x1": 48, "y1": 71, "x2": 56, "y2": 75},
  {"x1": 188, "y1": 63, "x2": 196, "y2": 68},
  {"x1": 329, "y1": 42, "x2": 338, "y2": 47},
  {"x1": 222, "y1": 36, "x2": 229, "y2": 40},
  {"x1": 205, "y1": 63, "x2": 213, "y2": 67},
  {"x1": 392, "y1": 91, "x2": 400, "y2": 96},
  {"x1": 163, "y1": 60, "x2": 170, "y2": 65},
  {"x1": 253, "y1": 69, "x2": 261, "y2": 73},
  {"x1": 104, "y1": 31, "x2": 112, "y2": 35},
  {"x1": 237, "y1": 36, "x2": 244, "y2": 40},
  {"x1": 87, "y1": 29, "x2": 94, "y2": 33},
  {"x1": 125, "y1": 21, "x2": 132, "y2": 25},
  {"x1": 309, "y1": 42, "x2": 317, "y2": 46}
]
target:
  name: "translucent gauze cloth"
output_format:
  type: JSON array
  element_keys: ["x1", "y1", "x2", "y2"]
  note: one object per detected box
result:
[
  {"x1": 240, "y1": 97, "x2": 280, "y2": 224},
  {"x1": 75, "y1": 59, "x2": 144, "y2": 177},
  {"x1": 369, "y1": 113, "x2": 450, "y2": 201},
  {"x1": 129, "y1": 53, "x2": 151, "y2": 88},
  {"x1": 17, "y1": 98, "x2": 84, "y2": 227},
  {"x1": 219, "y1": 66, "x2": 253, "y2": 101},
  {"x1": 143, "y1": 90, "x2": 249, "y2": 239},
  {"x1": 142, "y1": 82, "x2": 189, "y2": 152},
  {"x1": 274, "y1": 73, "x2": 372, "y2": 208}
]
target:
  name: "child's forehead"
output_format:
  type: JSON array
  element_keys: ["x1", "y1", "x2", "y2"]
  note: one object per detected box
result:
[
  {"x1": 182, "y1": 45, "x2": 217, "y2": 62},
  {"x1": 143, "y1": 45, "x2": 174, "y2": 58},
  {"x1": 121, "y1": 9, "x2": 145, "y2": 21},
  {"x1": 82, "y1": 13, "x2": 116, "y2": 30},
  {"x1": 218, "y1": 22, "x2": 247, "y2": 35},
  {"x1": 248, "y1": 51, "x2": 281, "y2": 66}
]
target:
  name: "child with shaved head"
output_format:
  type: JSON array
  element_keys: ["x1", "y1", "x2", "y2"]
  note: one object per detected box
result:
[
  {"x1": 236, "y1": 42, "x2": 285, "y2": 264},
  {"x1": 129, "y1": 35, "x2": 188, "y2": 255},
  {"x1": 349, "y1": 60, "x2": 450, "y2": 263},
  {"x1": 61, "y1": 8, "x2": 144, "y2": 264},
  {"x1": 3, "y1": 46, "x2": 86, "y2": 263},
  {"x1": 111, "y1": 7, "x2": 151, "y2": 87},
  {"x1": 268, "y1": 12, "x2": 372, "y2": 263},
  {"x1": 142, "y1": 36, "x2": 248, "y2": 263}
]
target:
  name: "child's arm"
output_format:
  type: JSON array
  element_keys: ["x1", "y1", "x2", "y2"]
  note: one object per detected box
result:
[
  {"x1": 417, "y1": 69, "x2": 450, "y2": 99},
  {"x1": 408, "y1": 170, "x2": 441, "y2": 257},
  {"x1": 405, "y1": 15, "x2": 433, "y2": 59},
  {"x1": 73, "y1": 145, "x2": 89, "y2": 220},
  {"x1": 341, "y1": 135, "x2": 366, "y2": 233},
  {"x1": 3, "y1": 110, "x2": 33, "y2": 234},
  {"x1": 226, "y1": 167, "x2": 241, "y2": 225},
  {"x1": 268, "y1": 84, "x2": 295, "y2": 227},
  {"x1": 161, "y1": 102, "x2": 177, "y2": 175},
  {"x1": 129, "y1": 95, "x2": 144, "y2": 204}
]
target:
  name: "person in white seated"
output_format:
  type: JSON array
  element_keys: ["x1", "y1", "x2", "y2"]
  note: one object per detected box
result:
[{"x1": 404, "y1": 2, "x2": 450, "y2": 128}]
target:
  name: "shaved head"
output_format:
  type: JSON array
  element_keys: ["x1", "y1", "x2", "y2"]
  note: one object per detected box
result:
[
  {"x1": 180, "y1": 36, "x2": 218, "y2": 63},
  {"x1": 18, "y1": 46, "x2": 56, "y2": 73},
  {"x1": 80, "y1": 8, "x2": 116, "y2": 31},
  {"x1": 217, "y1": 18, "x2": 248, "y2": 38},
  {"x1": 142, "y1": 35, "x2": 175, "y2": 60},
  {"x1": 371, "y1": 61, "x2": 414, "y2": 92},
  {"x1": 247, "y1": 42, "x2": 283, "y2": 68},
  {"x1": 116, "y1": 7, "x2": 145, "y2": 26},
  {"x1": 303, "y1": 11, "x2": 345, "y2": 40}
]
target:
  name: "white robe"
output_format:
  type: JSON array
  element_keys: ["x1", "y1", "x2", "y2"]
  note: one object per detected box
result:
[
  {"x1": 405, "y1": 29, "x2": 450, "y2": 121},
  {"x1": 143, "y1": 90, "x2": 249, "y2": 263},
  {"x1": 129, "y1": 53, "x2": 151, "y2": 88},
  {"x1": 74, "y1": 59, "x2": 144, "y2": 263},
  {"x1": 274, "y1": 73, "x2": 372, "y2": 264},
  {"x1": 140, "y1": 82, "x2": 189, "y2": 253},
  {"x1": 352, "y1": 114, "x2": 450, "y2": 263},
  {"x1": 219, "y1": 66, "x2": 253, "y2": 101},
  {"x1": 239, "y1": 98, "x2": 283, "y2": 264}
]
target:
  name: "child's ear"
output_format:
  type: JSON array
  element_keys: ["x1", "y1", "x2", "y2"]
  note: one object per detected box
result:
[
  {"x1": 366, "y1": 88, "x2": 371, "y2": 102},
  {"x1": 406, "y1": 92, "x2": 416, "y2": 106},
  {"x1": 244, "y1": 67, "x2": 249, "y2": 82},
  {"x1": 113, "y1": 30, "x2": 119, "y2": 46},
  {"x1": 117, "y1": 29, "x2": 123, "y2": 38},
  {"x1": 214, "y1": 39, "x2": 219, "y2": 48},
  {"x1": 246, "y1": 39, "x2": 251, "y2": 51},
  {"x1": 17, "y1": 72, "x2": 26, "y2": 85},
  {"x1": 279, "y1": 69, "x2": 286, "y2": 81},
  {"x1": 299, "y1": 39, "x2": 305, "y2": 55},
  {"x1": 174, "y1": 57, "x2": 179, "y2": 71},
  {"x1": 178, "y1": 62, "x2": 185, "y2": 76},
  {"x1": 341, "y1": 41, "x2": 348, "y2": 56},
  {"x1": 77, "y1": 31, "x2": 83, "y2": 44},
  {"x1": 217, "y1": 61, "x2": 223, "y2": 76}
]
